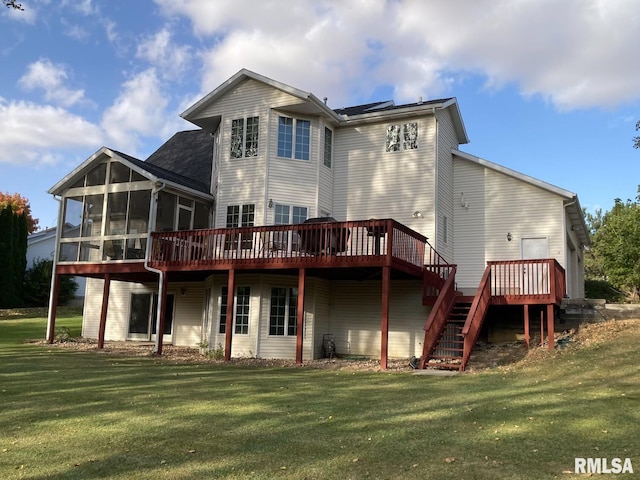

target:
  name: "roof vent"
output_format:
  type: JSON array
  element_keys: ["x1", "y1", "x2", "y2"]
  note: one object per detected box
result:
[
  {"x1": 418, "y1": 96, "x2": 423, "y2": 105},
  {"x1": 323, "y1": 97, "x2": 328, "y2": 105}
]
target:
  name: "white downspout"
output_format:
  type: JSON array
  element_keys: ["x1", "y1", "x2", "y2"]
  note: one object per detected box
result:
[
  {"x1": 46, "y1": 195, "x2": 64, "y2": 339},
  {"x1": 144, "y1": 182, "x2": 166, "y2": 353}
]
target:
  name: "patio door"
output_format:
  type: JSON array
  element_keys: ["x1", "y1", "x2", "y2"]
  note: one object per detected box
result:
[{"x1": 128, "y1": 293, "x2": 174, "y2": 341}]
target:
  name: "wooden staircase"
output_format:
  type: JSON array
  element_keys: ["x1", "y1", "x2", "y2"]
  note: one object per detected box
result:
[
  {"x1": 421, "y1": 264, "x2": 493, "y2": 372},
  {"x1": 423, "y1": 300, "x2": 471, "y2": 370}
]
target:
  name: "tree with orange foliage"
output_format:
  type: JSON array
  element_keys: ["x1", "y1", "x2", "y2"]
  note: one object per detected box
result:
[{"x1": 0, "y1": 192, "x2": 39, "y2": 234}]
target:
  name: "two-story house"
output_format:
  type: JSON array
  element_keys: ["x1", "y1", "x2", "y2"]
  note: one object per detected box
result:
[{"x1": 46, "y1": 69, "x2": 589, "y2": 370}]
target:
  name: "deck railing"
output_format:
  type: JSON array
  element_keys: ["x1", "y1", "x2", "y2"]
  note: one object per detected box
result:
[
  {"x1": 488, "y1": 259, "x2": 566, "y2": 304},
  {"x1": 149, "y1": 219, "x2": 427, "y2": 273},
  {"x1": 460, "y1": 265, "x2": 492, "y2": 370}
]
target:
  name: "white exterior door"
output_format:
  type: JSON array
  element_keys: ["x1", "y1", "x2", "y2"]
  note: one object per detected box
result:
[{"x1": 521, "y1": 237, "x2": 549, "y2": 295}]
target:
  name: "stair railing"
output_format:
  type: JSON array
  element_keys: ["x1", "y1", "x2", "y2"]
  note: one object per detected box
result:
[
  {"x1": 420, "y1": 265, "x2": 457, "y2": 369},
  {"x1": 422, "y1": 238, "x2": 455, "y2": 304},
  {"x1": 460, "y1": 265, "x2": 492, "y2": 371}
]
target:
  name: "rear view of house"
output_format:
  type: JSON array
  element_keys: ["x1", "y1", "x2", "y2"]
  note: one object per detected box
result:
[{"x1": 46, "y1": 69, "x2": 589, "y2": 370}]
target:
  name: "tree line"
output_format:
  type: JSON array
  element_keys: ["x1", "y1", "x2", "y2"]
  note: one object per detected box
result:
[{"x1": 0, "y1": 193, "x2": 76, "y2": 309}]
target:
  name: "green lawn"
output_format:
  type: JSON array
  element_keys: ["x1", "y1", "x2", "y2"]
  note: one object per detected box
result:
[{"x1": 1, "y1": 312, "x2": 638, "y2": 479}]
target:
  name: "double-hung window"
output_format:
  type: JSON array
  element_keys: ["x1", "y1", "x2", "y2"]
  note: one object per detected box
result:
[
  {"x1": 269, "y1": 287, "x2": 298, "y2": 336},
  {"x1": 277, "y1": 116, "x2": 310, "y2": 160},
  {"x1": 386, "y1": 122, "x2": 418, "y2": 152},
  {"x1": 230, "y1": 116, "x2": 259, "y2": 159},
  {"x1": 274, "y1": 204, "x2": 307, "y2": 251},
  {"x1": 219, "y1": 286, "x2": 251, "y2": 335},
  {"x1": 226, "y1": 204, "x2": 255, "y2": 250},
  {"x1": 323, "y1": 127, "x2": 333, "y2": 168}
]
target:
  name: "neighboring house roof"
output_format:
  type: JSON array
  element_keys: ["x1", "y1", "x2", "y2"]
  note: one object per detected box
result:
[
  {"x1": 453, "y1": 149, "x2": 590, "y2": 246},
  {"x1": 181, "y1": 68, "x2": 469, "y2": 144},
  {"x1": 27, "y1": 226, "x2": 57, "y2": 246}
]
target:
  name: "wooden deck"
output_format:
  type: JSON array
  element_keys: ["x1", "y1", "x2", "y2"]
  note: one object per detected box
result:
[{"x1": 148, "y1": 219, "x2": 433, "y2": 278}]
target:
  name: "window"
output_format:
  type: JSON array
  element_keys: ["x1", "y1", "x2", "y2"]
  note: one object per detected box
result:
[
  {"x1": 278, "y1": 116, "x2": 310, "y2": 160},
  {"x1": 386, "y1": 122, "x2": 418, "y2": 152},
  {"x1": 219, "y1": 286, "x2": 251, "y2": 335},
  {"x1": 219, "y1": 287, "x2": 228, "y2": 334},
  {"x1": 226, "y1": 204, "x2": 255, "y2": 249},
  {"x1": 323, "y1": 127, "x2": 333, "y2": 168},
  {"x1": 235, "y1": 287, "x2": 251, "y2": 334},
  {"x1": 230, "y1": 117, "x2": 259, "y2": 159},
  {"x1": 274, "y1": 204, "x2": 307, "y2": 250},
  {"x1": 269, "y1": 287, "x2": 298, "y2": 336}
]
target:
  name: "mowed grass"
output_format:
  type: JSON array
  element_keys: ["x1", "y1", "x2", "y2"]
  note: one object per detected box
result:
[{"x1": 1, "y1": 312, "x2": 639, "y2": 480}]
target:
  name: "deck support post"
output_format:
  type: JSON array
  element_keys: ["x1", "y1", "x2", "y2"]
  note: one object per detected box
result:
[
  {"x1": 97, "y1": 273, "x2": 111, "y2": 349},
  {"x1": 295, "y1": 268, "x2": 306, "y2": 365},
  {"x1": 546, "y1": 304, "x2": 554, "y2": 350},
  {"x1": 155, "y1": 272, "x2": 169, "y2": 355},
  {"x1": 540, "y1": 310, "x2": 544, "y2": 347},
  {"x1": 523, "y1": 304, "x2": 530, "y2": 350},
  {"x1": 224, "y1": 269, "x2": 236, "y2": 361},
  {"x1": 46, "y1": 273, "x2": 61, "y2": 343},
  {"x1": 380, "y1": 266, "x2": 390, "y2": 370}
]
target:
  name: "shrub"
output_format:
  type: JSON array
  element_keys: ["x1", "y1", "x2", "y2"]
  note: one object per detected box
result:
[{"x1": 22, "y1": 258, "x2": 78, "y2": 307}]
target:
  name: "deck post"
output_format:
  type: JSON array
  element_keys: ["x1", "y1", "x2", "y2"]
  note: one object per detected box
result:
[
  {"x1": 155, "y1": 272, "x2": 169, "y2": 355},
  {"x1": 546, "y1": 304, "x2": 555, "y2": 350},
  {"x1": 224, "y1": 269, "x2": 236, "y2": 361},
  {"x1": 46, "y1": 273, "x2": 61, "y2": 343},
  {"x1": 523, "y1": 304, "x2": 530, "y2": 350},
  {"x1": 540, "y1": 310, "x2": 544, "y2": 347},
  {"x1": 295, "y1": 268, "x2": 306, "y2": 365},
  {"x1": 97, "y1": 273, "x2": 111, "y2": 349},
  {"x1": 381, "y1": 266, "x2": 390, "y2": 370}
]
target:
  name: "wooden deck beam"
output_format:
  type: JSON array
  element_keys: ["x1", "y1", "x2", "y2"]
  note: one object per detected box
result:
[
  {"x1": 296, "y1": 268, "x2": 306, "y2": 365},
  {"x1": 224, "y1": 269, "x2": 236, "y2": 362},
  {"x1": 97, "y1": 273, "x2": 111, "y2": 349},
  {"x1": 381, "y1": 266, "x2": 390, "y2": 370}
]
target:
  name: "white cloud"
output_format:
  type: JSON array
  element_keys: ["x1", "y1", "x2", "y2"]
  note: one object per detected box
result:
[
  {"x1": 0, "y1": 99, "x2": 103, "y2": 166},
  {"x1": 136, "y1": 27, "x2": 193, "y2": 80},
  {"x1": 156, "y1": 0, "x2": 640, "y2": 111},
  {"x1": 100, "y1": 68, "x2": 180, "y2": 153},
  {"x1": 19, "y1": 59, "x2": 87, "y2": 108}
]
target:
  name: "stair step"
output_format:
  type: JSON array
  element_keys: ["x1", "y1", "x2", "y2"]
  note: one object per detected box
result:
[{"x1": 429, "y1": 354, "x2": 463, "y2": 360}]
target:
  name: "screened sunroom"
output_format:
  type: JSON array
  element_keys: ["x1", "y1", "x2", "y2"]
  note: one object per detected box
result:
[{"x1": 51, "y1": 148, "x2": 213, "y2": 265}]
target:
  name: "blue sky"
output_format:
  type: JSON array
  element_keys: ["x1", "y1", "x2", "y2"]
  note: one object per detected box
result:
[{"x1": 1, "y1": 0, "x2": 639, "y2": 230}]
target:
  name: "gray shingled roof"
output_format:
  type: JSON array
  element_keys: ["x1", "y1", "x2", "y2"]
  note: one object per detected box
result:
[
  {"x1": 111, "y1": 129, "x2": 213, "y2": 195},
  {"x1": 140, "y1": 129, "x2": 213, "y2": 194}
]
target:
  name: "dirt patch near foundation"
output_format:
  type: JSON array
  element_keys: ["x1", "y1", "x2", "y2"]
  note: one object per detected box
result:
[{"x1": 34, "y1": 319, "x2": 640, "y2": 373}]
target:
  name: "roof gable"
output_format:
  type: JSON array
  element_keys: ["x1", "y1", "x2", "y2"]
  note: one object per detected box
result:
[
  {"x1": 181, "y1": 68, "x2": 341, "y2": 130},
  {"x1": 453, "y1": 149, "x2": 589, "y2": 245},
  {"x1": 48, "y1": 143, "x2": 213, "y2": 199}
]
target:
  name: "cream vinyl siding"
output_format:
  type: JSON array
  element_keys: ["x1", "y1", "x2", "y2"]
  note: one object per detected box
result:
[
  {"x1": 328, "y1": 280, "x2": 428, "y2": 358},
  {"x1": 210, "y1": 79, "x2": 311, "y2": 227},
  {"x1": 453, "y1": 157, "x2": 566, "y2": 292},
  {"x1": 266, "y1": 111, "x2": 320, "y2": 219},
  {"x1": 82, "y1": 279, "x2": 205, "y2": 346},
  {"x1": 435, "y1": 109, "x2": 459, "y2": 262},
  {"x1": 318, "y1": 121, "x2": 334, "y2": 215},
  {"x1": 333, "y1": 117, "x2": 436, "y2": 237},
  {"x1": 258, "y1": 275, "x2": 316, "y2": 360}
]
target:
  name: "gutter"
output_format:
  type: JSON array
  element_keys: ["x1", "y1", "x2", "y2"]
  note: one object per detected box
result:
[{"x1": 143, "y1": 182, "x2": 167, "y2": 354}]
